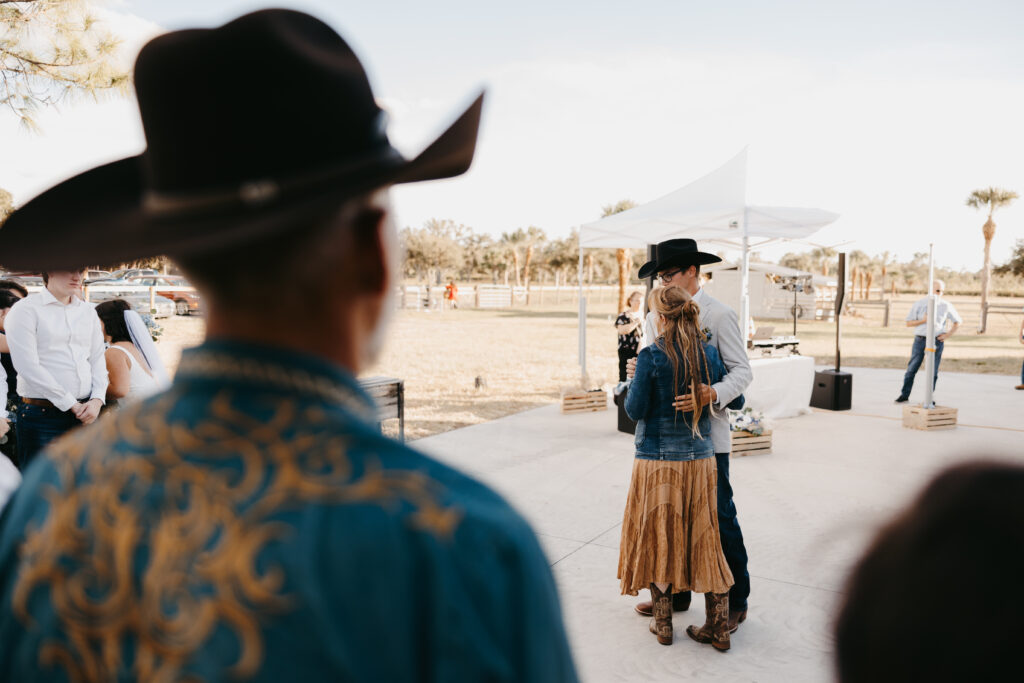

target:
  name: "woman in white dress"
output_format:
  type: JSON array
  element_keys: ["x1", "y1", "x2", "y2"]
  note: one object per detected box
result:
[{"x1": 95, "y1": 300, "x2": 171, "y2": 406}]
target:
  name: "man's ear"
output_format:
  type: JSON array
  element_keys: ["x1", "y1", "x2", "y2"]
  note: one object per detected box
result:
[{"x1": 349, "y1": 207, "x2": 389, "y2": 295}]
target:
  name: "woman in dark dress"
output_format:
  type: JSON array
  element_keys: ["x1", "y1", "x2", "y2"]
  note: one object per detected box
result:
[
  {"x1": 0, "y1": 288, "x2": 25, "y2": 465},
  {"x1": 615, "y1": 291, "x2": 644, "y2": 382}
]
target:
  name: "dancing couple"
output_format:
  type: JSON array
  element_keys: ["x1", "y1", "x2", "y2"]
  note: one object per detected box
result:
[{"x1": 618, "y1": 239, "x2": 753, "y2": 650}]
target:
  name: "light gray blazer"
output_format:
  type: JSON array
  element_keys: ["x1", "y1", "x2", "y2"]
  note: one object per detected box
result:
[{"x1": 641, "y1": 287, "x2": 752, "y2": 454}]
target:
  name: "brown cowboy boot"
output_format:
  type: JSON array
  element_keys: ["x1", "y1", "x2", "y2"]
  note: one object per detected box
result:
[
  {"x1": 685, "y1": 593, "x2": 730, "y2": 651},
  {"x1": 634, "y1": 591, "x2": 691, "y2": 617},
  {"x1": 648, "y1": 583, "x2": 673, "y2": 645},
  {"x1": 685, "y1": 593, "x2": 714, "y2": 643},
  {"x1": 729, "y1": 608, "x2": 747, "y2": 634}
]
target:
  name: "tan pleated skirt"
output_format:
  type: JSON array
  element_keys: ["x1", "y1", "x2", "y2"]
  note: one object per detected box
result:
[{"x1": 617, "y1": 456, "x2": 734, "y2": 596}]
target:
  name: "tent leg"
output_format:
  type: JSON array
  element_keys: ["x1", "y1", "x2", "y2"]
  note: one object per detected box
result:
[
  {"x1": 578, "y1": 241, "x2": 586, "y2": 385},
  {"x1": 740, "y1": 209, "x2": 750, "y2": 341}
]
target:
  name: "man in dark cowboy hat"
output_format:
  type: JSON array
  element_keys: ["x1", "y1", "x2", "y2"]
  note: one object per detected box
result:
[
  {"x1": 629, "y1": 238, "x2": 753, "y2": 635},
  {"x1": 0, "y1": 10, "x2": 577, "y2": 682}
]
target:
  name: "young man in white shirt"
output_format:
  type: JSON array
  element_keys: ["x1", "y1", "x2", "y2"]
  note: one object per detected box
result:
[
  {"x1": 5, "y1": 269, "x2": 107, "y2": 467},
  {"x1": 895, "y1": 279, "x2": 961, "y2": 403}
]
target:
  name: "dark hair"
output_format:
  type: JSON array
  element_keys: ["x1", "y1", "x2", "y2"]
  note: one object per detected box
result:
[
  {"x1": 174, "y1": 198, "x2": 384, "y2": 313},
  {"x1": 0, "y1": 279, "x2": 28, "y2": 298},
  {"x1": 835, "y1": 461, "x2": 1024, "y2": 682},
  {"x1": 94, "y1": 299, "x2": 133, "y2": 343},
  {"x1": 0, "y1": 290, "x2": 22, "y2": 311},
  {"x1": 41, "y1": 272, "x2": 49, "y2": 285}
]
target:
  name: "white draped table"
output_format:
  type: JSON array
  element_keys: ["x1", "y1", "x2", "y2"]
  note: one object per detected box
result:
[{"x1": 742, "y1": 355, "x2": 815, "y2": 419}]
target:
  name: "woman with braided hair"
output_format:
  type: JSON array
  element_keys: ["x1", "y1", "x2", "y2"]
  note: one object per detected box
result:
[{"x1": 618, "y1": 285, "x2": 737, "y2": 650}]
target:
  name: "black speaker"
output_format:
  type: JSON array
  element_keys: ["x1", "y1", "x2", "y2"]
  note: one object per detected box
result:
[
  {"x1": 613, "y1": 387, "x2": 636, "y2": 434},
  {"x1": 810, "y1": 369, "x2": 852, "y2": 411}
]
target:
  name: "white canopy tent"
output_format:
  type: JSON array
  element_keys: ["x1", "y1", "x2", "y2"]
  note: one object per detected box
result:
[{"x1": 576, "y1": 148, "x2": 839, "y2": 380}]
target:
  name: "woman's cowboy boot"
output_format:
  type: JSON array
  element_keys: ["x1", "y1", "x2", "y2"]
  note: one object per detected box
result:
[
  {"x1": 686, "y1": 593, "x2": 731, "y2": 651},
  {"x1": 648, "y1": 583, "x2": 673, "y2": 645},
  {"x1": 708, "y1": 592, "x2": 731, "y2": 651},
  {"x1": 685, "y1": 593, "x2": 714, "y2": 643}
]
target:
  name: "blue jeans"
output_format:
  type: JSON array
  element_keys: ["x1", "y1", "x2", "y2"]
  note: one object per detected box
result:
[
  {"x1": 899, "y1": 335, "x2": 944, "y2": 399},
  {"x1": 16, "y1": 402, "x2": 82, "y2": 470},
  {"x1": 677, "y1": 452, "x2": 750, "y2": 610}
]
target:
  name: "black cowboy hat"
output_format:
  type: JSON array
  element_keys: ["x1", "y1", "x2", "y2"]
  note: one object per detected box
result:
[
  {"x1": 637, "y1": 238, "x2": 722, "y2": 279},
  {"x1": 0, "y1": 9, "x2": 484, "y2": 270}
]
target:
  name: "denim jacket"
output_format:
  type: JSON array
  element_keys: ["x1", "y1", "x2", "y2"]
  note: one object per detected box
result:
[{"x1": 624, "y1": 340, "x2": 735, "y2": 461}]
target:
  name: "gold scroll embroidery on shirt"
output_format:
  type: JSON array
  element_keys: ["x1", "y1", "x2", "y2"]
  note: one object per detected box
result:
[{"x1": 12, "y1": 391, "x2": 461, "y2": 683}]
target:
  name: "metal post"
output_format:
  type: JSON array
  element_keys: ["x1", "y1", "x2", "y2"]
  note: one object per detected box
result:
[
  {"x1": 578, "y1": 241, "x2": 586, "y2": 384},
  {"x1": 740, "y1": 208, "x2": 751, "y2": 343},
  {"x1": 792, "y1": 284, "x2": 798, "y2": 336},
  {"x1": 922, "y1": 244, "x2": 936, "y2": 409}
]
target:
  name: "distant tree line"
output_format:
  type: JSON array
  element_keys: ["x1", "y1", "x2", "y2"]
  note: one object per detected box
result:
[
  {"x1": 400, "y1": 219, "x2": 634, "y2": 289},
  {"x1": 777, "y1": 247, "x2": 1023, "y2": 297},
  {"x1": 400, "y1": 219, "x2": 1024, "y2": 299}
]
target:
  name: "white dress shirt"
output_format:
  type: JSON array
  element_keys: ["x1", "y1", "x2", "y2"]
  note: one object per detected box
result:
[
  {"x1": 5, "y1": 289, "x2": 108, "y2": 412},
  {"x1": 906, "y1": 296, "x2": 962, "y2": 336},
  {"x1": 640, "y1": 287, "x2": 753, "y2": 454}
]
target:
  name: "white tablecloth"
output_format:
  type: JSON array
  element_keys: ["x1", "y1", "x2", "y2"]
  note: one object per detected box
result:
[{"x1": 743, "y1": 355, "x2": 815, "y2": 419}]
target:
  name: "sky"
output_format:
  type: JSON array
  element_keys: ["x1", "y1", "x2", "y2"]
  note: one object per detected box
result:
[{"x1": 3, "y1": 0, "x2": 1024, "y2": 271}]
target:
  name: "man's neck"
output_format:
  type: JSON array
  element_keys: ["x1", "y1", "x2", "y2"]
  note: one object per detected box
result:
[
  {"x1": 46, "y1": 285, "x2": 73, "y2": 305},
  {"x1": 204, "y1": 306, "x2": 364, "y2": 374}
]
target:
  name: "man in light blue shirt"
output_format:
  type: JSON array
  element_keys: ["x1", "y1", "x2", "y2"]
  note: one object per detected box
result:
[{"x1": 895, "y1": 279, "x2": 962, "y2": 402}]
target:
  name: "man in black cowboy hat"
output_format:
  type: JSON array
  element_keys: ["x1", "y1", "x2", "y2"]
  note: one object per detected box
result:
[
  {"x1": 630, "y1": 238, "x2": 753, "y2": 634},
  {"x1": 0, "y1": 10, "x2": 577, "y2": 682}
]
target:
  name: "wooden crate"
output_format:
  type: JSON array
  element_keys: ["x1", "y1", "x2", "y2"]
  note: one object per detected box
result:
[
  {"x1": 902, "y1": 405, "x2": 957, "y2": 431},
  {"x1": 562, "y1": 389, "x2": 608, "y2": 414},
  {"x1": 731, "y1": 429, "x2": 772, "y2": 456}
]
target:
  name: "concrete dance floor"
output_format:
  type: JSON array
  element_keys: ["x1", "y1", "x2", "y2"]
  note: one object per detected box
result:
[{"x1": 416, "y1": 366, "x2": 1024, "y2": 682}]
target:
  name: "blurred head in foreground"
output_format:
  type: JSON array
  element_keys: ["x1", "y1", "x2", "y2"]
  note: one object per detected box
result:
[{"x1": 835, "y1": 461, "x2": 1024, "y2": 682}]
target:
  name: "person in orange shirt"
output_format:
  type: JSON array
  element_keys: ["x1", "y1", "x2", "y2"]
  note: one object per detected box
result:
[{"x1": 445, "y1": 280, "x2": 459, "y2": 309}]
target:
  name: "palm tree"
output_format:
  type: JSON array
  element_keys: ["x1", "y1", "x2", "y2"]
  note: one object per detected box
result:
[
  {"x1": 810, "y1": 246, "x2": 837, "y2": 276},
  {"x1": 966, "y1": 187, "x2": 1019, "y2": 333},
  {"x1": 601, "y1": 199, "x2": 637, "y2": 311}
]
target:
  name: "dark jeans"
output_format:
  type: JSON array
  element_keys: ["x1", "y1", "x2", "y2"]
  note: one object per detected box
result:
[
  {"x1": 677, "y1": 452, "x2": 750, "y2": 610},
  {"x1": 899, "y1": 335, "x2": 944, "y2": 399},
  {"x1": 16, "y1": 402, "x2": 82, "y2": 470},
  {"x1": 617, "y1": 348, "x2": 635, "y2": 383}
]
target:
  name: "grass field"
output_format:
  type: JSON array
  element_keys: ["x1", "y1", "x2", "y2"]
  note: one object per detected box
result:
[{"x1": 154, "y1": 293, "x2": 1024, "y2": 441}]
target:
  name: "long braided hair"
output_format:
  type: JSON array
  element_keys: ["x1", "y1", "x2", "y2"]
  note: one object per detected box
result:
[{"x1": 648, "y1": 285, "x2": 713, "y2": 437}]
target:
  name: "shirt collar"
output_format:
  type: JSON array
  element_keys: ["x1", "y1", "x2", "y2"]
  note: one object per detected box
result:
[
  {"x1": 39, "y1": 287, "x2": 83, "y2": 307},
  {"x1": 174, "y1": 339, "x2": 378, "y2": 420},
  {"x1": 693, "y1": 287, "x2": 707, "y2": 304}
]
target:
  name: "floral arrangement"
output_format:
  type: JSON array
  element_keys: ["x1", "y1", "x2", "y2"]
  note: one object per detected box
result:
[
  {"x1": 729, "y1": 407, "x2": 768, "y2": 435},
  {"x1": 701, "y1": 326, "x2": 713, "y2": 342},
  {"x1": 141, "y1": 311, "x2": 164, "y2": 342}
]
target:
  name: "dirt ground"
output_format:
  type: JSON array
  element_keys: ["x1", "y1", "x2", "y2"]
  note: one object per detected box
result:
[{"x1": 154, "y1": 293, "x2": 1024, "y2": 441}]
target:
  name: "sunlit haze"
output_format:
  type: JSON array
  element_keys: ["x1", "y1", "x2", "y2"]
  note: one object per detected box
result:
[{"x1": 2, "y1": 0, "x2": 1022, "y2": 271}]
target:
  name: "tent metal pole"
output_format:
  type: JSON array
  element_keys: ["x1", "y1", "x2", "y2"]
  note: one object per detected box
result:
[
  {"x1": 578, "y1": 239, "x2": 586, "y2": 385},
  {"x1": 740, "y1": 207, "x2": 751, "y2": 342},
  {"x1": 923, "y1": 244, "x2": 936, "y2": 409}
]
